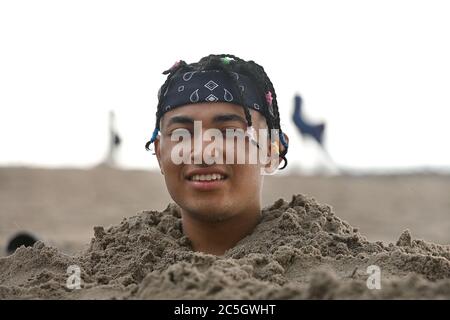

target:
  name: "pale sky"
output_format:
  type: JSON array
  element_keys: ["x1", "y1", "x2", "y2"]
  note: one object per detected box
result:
[{"x1": 1, "y1": 0, "x2": 449, "y2": 173}]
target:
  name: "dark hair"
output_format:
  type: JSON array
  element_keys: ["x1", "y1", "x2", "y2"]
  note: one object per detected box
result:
[{"x1": 146, "y1": 54, "x2": 289, "y2": 169}]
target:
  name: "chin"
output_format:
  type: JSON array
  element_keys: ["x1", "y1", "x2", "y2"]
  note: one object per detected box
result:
[{"x1": 182, "y1": 203, "x2": 235, "y2": 223}]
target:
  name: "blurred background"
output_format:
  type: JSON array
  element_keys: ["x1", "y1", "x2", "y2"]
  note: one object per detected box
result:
[{"x1": 1, "y1": 0, "x2": 449, "y2": 254}]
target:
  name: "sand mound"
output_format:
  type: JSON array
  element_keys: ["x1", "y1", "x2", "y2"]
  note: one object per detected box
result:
[{"x1": 1, "y1": 194, "x2": 449, "y2": 299}]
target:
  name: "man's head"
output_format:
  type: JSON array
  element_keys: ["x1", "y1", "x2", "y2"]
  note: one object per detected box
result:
[
  {"x1": 146, "y1": 54, "x2": 289, "y2": 230},
  {"x1": 154, "y1": 102, "x2": 271, "y2": 223}
]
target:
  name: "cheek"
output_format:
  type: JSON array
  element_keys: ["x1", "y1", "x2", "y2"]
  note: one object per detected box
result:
[
  {"x1": 160, "y1": 148, "x2": 173, "y2": 169},
  {"x1": 231, "y1": 164, "x2": 262, "y2": 191},
  {"x1": 159, "y1": 145, "x2": 182, "y2": 181},
  {"x1": 160, "y1": 140, "x2": 177, "y2": 165}
]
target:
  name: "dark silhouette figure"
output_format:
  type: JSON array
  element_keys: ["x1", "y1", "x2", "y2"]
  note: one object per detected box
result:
[
  {"x1": 7, "y1": 232, "x2": 37, "y2": 255},
  {"x1": 105, "y1": 110, "x2": 121, "y2": 166},
  {"x1": 292, "y1": 95, "x2": 325, "y2": 146}
]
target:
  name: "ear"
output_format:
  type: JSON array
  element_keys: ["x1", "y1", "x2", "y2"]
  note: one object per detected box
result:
[
  {"x1": 154, "y1": 136, "x2": 164, "y2": 175},
  {"x1": 261, "y1": 136, "x2": 279, "y2": 175},
  {"x1": 262, "y1": 131, "x2": 289, "y2": 174},
  {"x1": 266, "y1": 131, "x2": 289, "y2": 157}
]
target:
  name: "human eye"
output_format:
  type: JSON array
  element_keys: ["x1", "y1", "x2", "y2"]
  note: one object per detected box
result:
[
  {"x1": 220, "y1": 127, "x2": 237, "y2": 134},
  {"x1": 222, "y1": 127, "x2": 246, "y2": 138},
  {"x1": 169, "y1": 128, "x2": 192, "y2": 139},
  {"x1": 171, "y1": 127, "x2": 189, "y2": 134}
]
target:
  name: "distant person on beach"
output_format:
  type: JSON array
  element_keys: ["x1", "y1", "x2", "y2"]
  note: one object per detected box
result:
[
  {"x1": 105, "y1": 110, "x2": 121, "y2": 167},
  {"x1": 145, "y1": 54, "x2": 289, "y2": 255},
  {"x1": 292, "y1": 95, "x2": 338, "y2": 174},
  {"x1": 292, "y1": 95, "x2": 325, "y2": 146}
]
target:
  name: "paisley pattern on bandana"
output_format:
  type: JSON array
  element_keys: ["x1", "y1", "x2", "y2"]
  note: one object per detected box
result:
[{"x1": 157, "y1": 69, "x2": 271, "y2": 120}]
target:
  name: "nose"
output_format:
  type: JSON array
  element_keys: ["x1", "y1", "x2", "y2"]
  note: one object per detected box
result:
[{"x1": 190, "y1": 127, "x2": 224, "y2": 165}]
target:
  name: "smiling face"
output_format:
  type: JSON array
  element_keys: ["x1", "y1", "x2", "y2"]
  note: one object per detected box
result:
[{"x1": 154, "y1": 102, "x2": 269, "y2": 223}]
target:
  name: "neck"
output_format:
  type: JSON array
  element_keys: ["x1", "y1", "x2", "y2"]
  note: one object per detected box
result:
[{"x1": 181, "y1": 206, "x2": 261, "y2": 256}]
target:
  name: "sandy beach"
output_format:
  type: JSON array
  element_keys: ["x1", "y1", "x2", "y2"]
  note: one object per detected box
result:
[{"x1": 0, "y1": 167, "x2": 449, "y2": 299}]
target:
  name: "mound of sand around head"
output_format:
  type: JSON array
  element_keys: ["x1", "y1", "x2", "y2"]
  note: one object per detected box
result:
[{"x1": 1, "y1": 194, "x2": 449, "y2": 299}]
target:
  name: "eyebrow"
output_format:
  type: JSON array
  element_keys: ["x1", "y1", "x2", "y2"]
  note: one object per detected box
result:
[
  {"x1": 166, "y1": 116, "x2": 195, "y2": 127},
  {"x1": 165, "y1": 113, "x2": 247, "y2": 127},
  {"x1": 212, "y1": 113, "x2": 247, "y2": 126}
]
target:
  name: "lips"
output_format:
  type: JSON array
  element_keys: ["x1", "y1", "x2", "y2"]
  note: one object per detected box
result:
[
  {"x1": 185, "y1": 168, "x2": 228, "y2": 191},
  {"x1": 185, "y1": 168, "x2": 228, "y2": 180},
  {"x1": 189, "y1": 173, "x2": 226, "y2": 181}
]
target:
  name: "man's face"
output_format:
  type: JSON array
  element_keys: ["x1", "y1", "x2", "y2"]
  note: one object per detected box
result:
[{"x1": 155, "y1": 102, "x2": 269, "y2": 222}]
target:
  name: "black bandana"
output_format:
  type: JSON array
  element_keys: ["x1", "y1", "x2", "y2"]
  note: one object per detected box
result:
[
  {"x1": 148, "y1": 67, "x2": 288, "y2": 158},
  {"x1": 157, "y1": 69, "x2": 275, "y2": 119}
]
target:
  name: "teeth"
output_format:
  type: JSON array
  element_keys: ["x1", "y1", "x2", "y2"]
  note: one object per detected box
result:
[{"x1": 190, "y1": 174, "x2": 225, "y2": 181}]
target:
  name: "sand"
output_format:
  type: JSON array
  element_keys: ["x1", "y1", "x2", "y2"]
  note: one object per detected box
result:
[
  {"x1": 2, "y1": 167, "x2": 450, "y2": 255},
  {"x1": 1, "y1": 194, "x2": 449, "y2": 299}
]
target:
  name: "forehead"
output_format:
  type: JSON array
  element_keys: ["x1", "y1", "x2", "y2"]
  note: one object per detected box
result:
[{"x1": 160, "y1": 102, "x2": 267, "y2": 127}]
